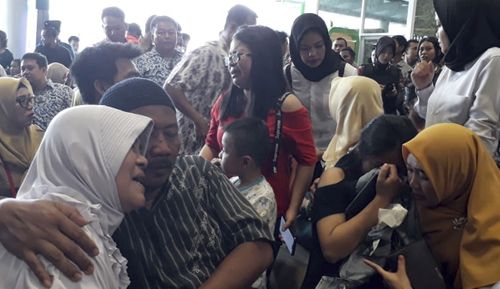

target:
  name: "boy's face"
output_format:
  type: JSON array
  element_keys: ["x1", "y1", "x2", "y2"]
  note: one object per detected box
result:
[{"x1": 220, "y1": 132, "x2": 243, "y2": 177}]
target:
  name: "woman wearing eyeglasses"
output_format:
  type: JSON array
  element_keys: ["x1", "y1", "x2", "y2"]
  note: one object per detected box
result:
[
  {"x1": 200, "y1": 25, "x2": 316, "y2": 232},
  {"x1": 0, "y1": 77, "x2": 43, "y2": 197}
]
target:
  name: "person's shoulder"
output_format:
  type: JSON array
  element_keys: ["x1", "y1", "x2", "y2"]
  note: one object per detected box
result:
[
  {"x1": 176, "y1": 155, "x2": 215, "y2": 173},
  {"x1": 479, "y1": 47, "x2": 500, "y2": 63},
  {"x1": 281, "y1": 93, "x2": 305, "y2": 112}
]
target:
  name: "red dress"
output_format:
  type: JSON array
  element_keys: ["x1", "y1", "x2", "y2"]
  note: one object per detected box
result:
[{"x1": 205, "y1": 95, "x2": 317, "y2": 215}]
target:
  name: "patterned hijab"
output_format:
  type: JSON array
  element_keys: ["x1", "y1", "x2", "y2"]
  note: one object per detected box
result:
[
  {"x1": 289, "y1": 13, "x2": 343, "y2": 82},
  {"x1": 323, "y1": 76, "x2": 383, "y2": 167},
  {"x1": 17, "y1": 105, "x2": 153, "y2": 234},
  {"x1": 0, "y1": 77, "x2": 43, "y2": 191},
  {"x1": 434, "y1": 0, "x2": 500, "y2": 72},
  {"x1": 403, "y1": 123, "x2": 500, "y2": 289}
]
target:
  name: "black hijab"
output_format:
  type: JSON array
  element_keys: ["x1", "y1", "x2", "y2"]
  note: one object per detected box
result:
[
  {"x1": 374, "y1": 36, "x2": 396, "y2": 68},
  {"x1": 434, "y1": 0, "x2": 500, "y2": 72},
  {"x1": 290, "y1": 13, "x2": 343, "y2": 82}
]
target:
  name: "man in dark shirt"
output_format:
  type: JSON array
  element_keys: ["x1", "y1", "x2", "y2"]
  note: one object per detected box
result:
[
  {"x1": 35, "y1": 27, "x2": 72, "y2": 68},
  {"x1": 0, "y1": 78, "x2": 275, "y2": 289}
]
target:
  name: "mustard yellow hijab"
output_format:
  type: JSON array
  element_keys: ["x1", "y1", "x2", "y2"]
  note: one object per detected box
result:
[
  {"x1": 403, "y1": 123, "x2": 500, "y2": 289},
  {"x1": 0, "y1": 77, "x2": 43, "y2": 196},
  {"x1": 323, "y1": 76, "x2": 383, "y2": 168}
]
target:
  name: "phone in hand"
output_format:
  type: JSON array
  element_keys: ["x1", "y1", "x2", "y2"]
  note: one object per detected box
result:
[{"x1": 280, "y1": 216, "x2": 296, "y2": 255}]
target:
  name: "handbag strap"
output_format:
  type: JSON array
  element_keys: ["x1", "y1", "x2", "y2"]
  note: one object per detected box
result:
[
  {"x1": 271, "y1": 92, "x2": 291, "y2": 174},
  {"x1": 0, "y1": 153, "x2": 17, "y2": 197}
]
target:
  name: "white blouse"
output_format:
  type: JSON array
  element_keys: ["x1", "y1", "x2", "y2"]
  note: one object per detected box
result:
[
  {"x1": 415, "y1": 47, "x2": 500, "y2": 157},
  {"x1": 291, "y1": 63, "x2": 358, "y2": 151}
]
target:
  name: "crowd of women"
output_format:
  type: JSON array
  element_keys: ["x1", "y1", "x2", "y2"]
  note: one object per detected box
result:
[{"x1": 0, "y1": 0, "x2": 499, "y2": 288}]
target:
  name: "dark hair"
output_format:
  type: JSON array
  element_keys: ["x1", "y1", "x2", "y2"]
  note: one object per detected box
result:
[
  {"x1": 418, "y1": 36, "x2": 442, "y2": 64},
  {"x1": 358, "y1": 115, "x2": 417, "y2": 157},
  {"x1": 224, "y1": 4, "x2": 257, "y2": 29},
  {"x1": 127, "y1": 23, "x2": 142, "y2": 38},
  {"x1": 0, "y1": 30, "x2": 7, "y2": 48},
  {"x1": 42, "y1": 27, "x2": 58, "y2": 38},
  {"x1": 275, "y1": 31, "x2": 288, "y2": 45},
  {"x1": 144, "y1": 15, "x2": 156, "y2": 35},
  {"x1": 70, "y1": 43, "x2": 142, "y2": 104},
  {"x1": 68, "y1": 36, "x2": 80, "y2": 43},
  {"x1": 335, "y1": 37, "x2": 348, "y2": 46},
  {"x1": 44, "y1": 20, "x2": 61, "y2": 34},
  {"x1": 181, "y1": 33, "x2": 190, "y2": 42},
  {"x1": 341, "y1": 47, "x2": 355, "y2": 58},
  {"x1": 101, "y1": 6, "x2": 125, "y2": 21},
  {"x1": 150, "y1": 15, "x2": 179, "y2": 32},
  {"x1": 22, "y1": 52, "x2": 48, "y2": 69},
  {"x1": 225, "y1": 117, "x2": 270, "y2": 167},
  {"x1": 220, "y1": 25, "x2": 287, "y2": 121},
  {"x1": 392, "y1": 35, "x2": 408, "y2": 52},
  {"x1": 407, "y1": 39, "x2": 418, "y2": 47}
]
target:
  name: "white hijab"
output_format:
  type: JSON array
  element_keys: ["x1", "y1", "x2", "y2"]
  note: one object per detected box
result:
[{"x1": 17, "y1": 105, "x2": 153, "y2": 234}]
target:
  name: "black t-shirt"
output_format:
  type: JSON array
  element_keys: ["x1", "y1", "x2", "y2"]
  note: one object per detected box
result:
[
  {"x1": 35, "y1": 44, "x2": 72, "y2": 68},
  {"x1": 313, "y1": 151, "x2": 363, "y2": 223}
]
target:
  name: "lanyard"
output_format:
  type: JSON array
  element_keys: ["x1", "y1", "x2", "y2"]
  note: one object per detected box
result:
[{"x1": 271, "y1": 92, "x2": 291, "y2": 174}]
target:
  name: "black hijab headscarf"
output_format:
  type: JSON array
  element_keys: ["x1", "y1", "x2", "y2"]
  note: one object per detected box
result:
[
  {"x1": 374, "y1": 36, "x2": 396, "y2": 68},
  {"x1": 434, "y1": 0, "x2": 500, "y2": 72},
  {"x1": 290, "y1": 13, "x2": 343, "y2": 82}
]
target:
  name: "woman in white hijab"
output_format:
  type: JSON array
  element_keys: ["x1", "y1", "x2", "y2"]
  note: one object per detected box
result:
[{"x1": 0, "y1": 105, "x2": 153, "y2": 289}]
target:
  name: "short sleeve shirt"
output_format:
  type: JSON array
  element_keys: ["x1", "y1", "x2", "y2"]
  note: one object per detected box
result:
[
  {"x1": 33, "y1": 80, "x2": 74, "y2": 130},
  {"x1": 133, "y1": 48, "x2": 184, "y2": 87}
]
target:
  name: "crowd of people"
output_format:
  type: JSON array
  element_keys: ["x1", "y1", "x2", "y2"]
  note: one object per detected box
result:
[{"x1": 0, "y1": 0, "x2": 499, "y2": 288}]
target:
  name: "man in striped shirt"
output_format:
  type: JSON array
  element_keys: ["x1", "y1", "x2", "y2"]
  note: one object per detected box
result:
[{"x1": 0, "y1": 78, "x2": 275, "y2": 289}]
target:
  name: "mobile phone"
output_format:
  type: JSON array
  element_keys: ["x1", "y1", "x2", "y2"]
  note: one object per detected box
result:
[{"x1": 280, "y1": 216, "x2": 296, "y2": 255}]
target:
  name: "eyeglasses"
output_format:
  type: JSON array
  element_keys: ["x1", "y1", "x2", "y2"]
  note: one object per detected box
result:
[
  {"x1": 16, "y1": 94, "x2": 35, "y2": 109},
  {"x1": 225, "y1": 52, "x2": 252, "y2": 66}
]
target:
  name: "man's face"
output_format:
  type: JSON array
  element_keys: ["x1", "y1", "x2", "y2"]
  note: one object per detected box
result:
[
  {"x1": 333, "y1": 39, "x2": 347, "y2": 53},
  {"x1": 41, "y1": 29, "x2": 57, "y2": 48},
  {"x1": 21, "y1": 59, "x2": 46, "y2": 85},
  {"x1": 153, "y1": 21, "x2": 178, "y2": 53},
  {"x1": 130, "y1": 105, "x2": 181, "y2": 194},
  {"x1": 340, "y1": 50, "x2": 354, "y2": 64},
  {"x1": 103, "y1": 16, "x2": 127, "y2": 43},
  {"x1": 406, "y1": 42, "x2": 418, "y2": 64}
]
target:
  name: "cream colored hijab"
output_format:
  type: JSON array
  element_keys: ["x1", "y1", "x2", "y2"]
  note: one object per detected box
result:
[
  {"x1": 0, "y1": 77, "x2": 43, "y2": 195},
  {"x1": 17, "y1": 105, "x2": 153, "y2": 234},
  {"x1": 403, "y1": 123, "x2": 500, "y2": 289},
  {"x1": 323, "y1": 76, "x2": 383, "y2": 168}
]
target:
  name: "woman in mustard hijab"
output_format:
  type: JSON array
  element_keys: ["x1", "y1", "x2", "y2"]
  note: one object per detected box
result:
[
  {"x1": 366, "y1": 123, "x2": 500, "y2": 289},
  {"x1": 0, "y1": 77, "x2": 43, "y2": 197}
]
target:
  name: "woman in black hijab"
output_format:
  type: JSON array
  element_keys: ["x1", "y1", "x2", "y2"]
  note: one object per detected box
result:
[
  {"x1": 288, "y1": 14, "x2": 358, "y2": 161},
  {"x1": 411, "y1": 0, "x2": 500, "y2": 162},
  {"x1": 359, "y1": 36, "x2": 404, "y2": 115}
]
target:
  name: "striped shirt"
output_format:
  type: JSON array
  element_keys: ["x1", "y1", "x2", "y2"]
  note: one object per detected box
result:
[{"x1": 113, "y1": 155, "x2": 273, "y2": 289}]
